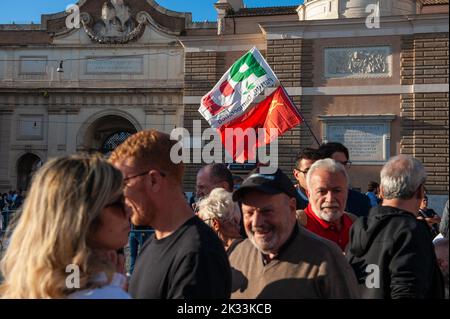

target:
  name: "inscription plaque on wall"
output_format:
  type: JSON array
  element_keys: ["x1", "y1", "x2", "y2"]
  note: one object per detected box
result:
[
  {"x1": 86, "y1": 56, "x2": 143, "y2": 74},
  {"x1": 328, "y1": 124, "x2": 387, "y2": 162},
  {"x1": 19, "y1": 56, "x2": 47, "y2": 75},
  {"x1": 324, "y1": 46, "x2": 391, "y2": 78},
  {"x1": 320, "y1": 115, "x2": 396, "y2": 165}
]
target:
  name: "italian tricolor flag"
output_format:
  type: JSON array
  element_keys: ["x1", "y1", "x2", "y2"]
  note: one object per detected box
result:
[{"x1": 199, "y1": 47, "x2": 303, "y2": 163}]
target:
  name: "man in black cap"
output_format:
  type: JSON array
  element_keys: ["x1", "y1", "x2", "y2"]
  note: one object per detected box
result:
[{"x1": 228, "y1": 167, "x2": 359, "y2": 299}]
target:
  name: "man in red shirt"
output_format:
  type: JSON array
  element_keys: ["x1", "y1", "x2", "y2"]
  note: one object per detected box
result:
[{"x1": 296, "y1": 158, "x2": 356, "y2": 251}]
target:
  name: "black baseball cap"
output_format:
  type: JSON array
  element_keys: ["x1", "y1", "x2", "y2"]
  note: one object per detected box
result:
[{"x1": 232, "y1": 168, "x2": 297, "y2": 202}]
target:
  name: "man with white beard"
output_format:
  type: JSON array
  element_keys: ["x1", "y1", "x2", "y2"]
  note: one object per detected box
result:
[
  {"x1": 296, "y1": 158, "x2": 357, "y2": 251},
  {"x1": 228, "y1": 168, "x2": 359, "y2": 299}
]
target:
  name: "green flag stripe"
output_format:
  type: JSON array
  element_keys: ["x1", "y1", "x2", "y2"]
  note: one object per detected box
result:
[{"x1": 229, "y1": 51, "x2": 267, "y2": 84}]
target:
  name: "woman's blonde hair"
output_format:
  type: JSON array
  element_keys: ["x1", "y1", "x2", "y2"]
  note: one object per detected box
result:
[
  {"x1": 197, "y1": 188, "x2": 241, "y2": 228},
  {"x1": 0, "y1": 153, "x2": 123, "y2": 298}
]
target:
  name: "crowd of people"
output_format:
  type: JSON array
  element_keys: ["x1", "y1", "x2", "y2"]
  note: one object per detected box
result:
[
  {"x1": 0, "y1": 190, "x2": 23, "y2": 232},
  {"x1": 0, "y1": 129, "x2": 447, "y2": 299}
]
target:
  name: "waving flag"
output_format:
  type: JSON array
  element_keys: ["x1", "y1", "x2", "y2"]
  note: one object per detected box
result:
[
  {"x1": 199, "y1": 47, "x2": 278, "y2": 128},
  {"x1": 217, "y1": 86, "x2": 303, "y2": 162}
]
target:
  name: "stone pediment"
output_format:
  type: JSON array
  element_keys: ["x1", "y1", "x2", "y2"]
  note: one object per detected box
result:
[{"x1": 42, "y1": 0, "x2": 192, "y2": 43}]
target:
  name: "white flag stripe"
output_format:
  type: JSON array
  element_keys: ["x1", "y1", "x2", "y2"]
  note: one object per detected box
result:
[{"x1": 199, "y1": 47, "x2": 279, "y2": 128}]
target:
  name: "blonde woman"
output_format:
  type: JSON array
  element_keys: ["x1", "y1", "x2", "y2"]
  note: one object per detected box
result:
[
  {"x1": 197, "y1": 188, "x2": 242, "y2": 253},
  {"x1": 0, "y1": 154, "x2": 131, "y2": 299}
]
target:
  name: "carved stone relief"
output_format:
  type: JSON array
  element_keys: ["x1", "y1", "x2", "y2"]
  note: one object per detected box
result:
[
  {"x1": 324, "y1": 46, "x2": 391, "y2": 78},
  {"x1": 80, "y1": 0, "x2": 150, "y2": 44},
  {"x1": 96, "y1": 0, "x2": 134, "y2": 37}
]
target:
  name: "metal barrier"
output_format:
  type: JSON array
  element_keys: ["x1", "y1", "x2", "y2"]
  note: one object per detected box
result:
[
  {"x1": 1, "y1": 210, "x2": 17, "y2": 252},
  {"x1": 1, "y1": 209, "x2": 17, "y2": 233}
]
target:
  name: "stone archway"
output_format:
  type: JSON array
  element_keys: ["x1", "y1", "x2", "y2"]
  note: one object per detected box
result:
[
  {"x1": 82, "y1": 115, "x2": 138, "y2": 156},
  {"x1": 16, "y1": 153, "x2": 42, "y2": 192},
  {"x1": 101, "y1": 131, "x2": 134, "y2": 157}
]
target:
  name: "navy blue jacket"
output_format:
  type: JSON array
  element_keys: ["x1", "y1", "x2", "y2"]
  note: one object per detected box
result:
[{"x1": 346, "y1": 189, "x2": 371, "y2": 217}]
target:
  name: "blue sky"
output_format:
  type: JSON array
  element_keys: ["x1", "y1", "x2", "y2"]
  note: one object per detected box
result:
[{"x1": 0, "y1": 0, "x2": 303, "y2": 24}]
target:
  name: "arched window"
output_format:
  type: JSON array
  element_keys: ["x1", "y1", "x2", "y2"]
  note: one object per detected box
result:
[
  {"x1": 101, "y1": 131, "x2": 133, "y2": 155},
  {"x1": 17, "y1": 153, "x2": 42, "y2": 192}
]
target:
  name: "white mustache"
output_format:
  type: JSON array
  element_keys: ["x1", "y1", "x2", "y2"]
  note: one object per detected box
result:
[
  {"x1": 252, "y1": 227, "x2": 273, "y2": 233},
  {"x1": 321, "y1": 204, "x2": 340, "y2": 209}
]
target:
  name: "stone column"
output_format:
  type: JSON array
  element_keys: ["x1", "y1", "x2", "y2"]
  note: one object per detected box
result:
[
  {"x1": 47, "y1": 110, "x2": 67, "y2": 158},
  {"x1": 0, "y1": 109, "x2": 14, "y2": 192}
]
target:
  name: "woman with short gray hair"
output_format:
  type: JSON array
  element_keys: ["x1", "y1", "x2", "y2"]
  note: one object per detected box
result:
[{"x1": 197, "y1": 188, "x2": 242, "y2": 252}]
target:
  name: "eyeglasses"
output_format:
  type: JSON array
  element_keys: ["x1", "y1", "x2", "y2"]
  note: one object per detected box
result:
[
  {"x1": 337, "y1": 161, "x2": 352, "y2": 168},
  {"x1": 295, "y1": 168, "x2": 309, "y2": 175},
  {"x1": 123, "y1": 169, "x2": 166, "y2": 186},
  {"x1": 104, "y1": 195, "x2": 127, "y2": 216}
]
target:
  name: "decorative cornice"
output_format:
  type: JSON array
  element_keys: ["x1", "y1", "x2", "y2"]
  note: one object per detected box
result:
[
  {"x1": 179, "y1": 33, "x2": 267, "y2": 52},
  {"x1": 47, "y1": 107, "x2": 81, "y2": 115},
  {"x1": 146, "y1": 0, "x2": 192, "y2": 25},
  {"x1": 259, "y1": 14, "x2": 449, "y2": 39},
  {"x1": 0, "y1": 80, "x2": 185, "y2": 91},
  {"x1": 183, "y1": 84, "x2": 449, "y2": 102},
  {"x1": 283, "y1": 84, "x2": 450, "y2": 96},
  {"x1": 11, "y1": 144, "x2": 48, "y2": 151},
  {"x1": 0, "y1": 107, "x2": 14, "y2": 114},
  {"x1": 144, "y1": 104, "x2": 180, "y2": 115},
  {"x1": 318, "y1": 114, "x2": 396, "y2": 122}
]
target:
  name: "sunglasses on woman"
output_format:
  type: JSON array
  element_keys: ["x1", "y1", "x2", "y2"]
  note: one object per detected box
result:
[{"x1": 104, "y1": 194, "x2": 127, "y2": 217}]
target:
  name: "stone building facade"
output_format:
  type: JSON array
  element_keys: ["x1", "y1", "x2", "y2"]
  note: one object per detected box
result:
[{"x1": 0, "y1": 0, "x2": 448, "y2": 210}]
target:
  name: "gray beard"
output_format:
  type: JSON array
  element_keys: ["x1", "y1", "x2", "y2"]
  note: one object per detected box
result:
[
  {"x1": 247, "y1": 232, "x2": 277, "y2": 256},
  {"x1": 318, "y1": 210, "x2": 343, "y2": 223}
]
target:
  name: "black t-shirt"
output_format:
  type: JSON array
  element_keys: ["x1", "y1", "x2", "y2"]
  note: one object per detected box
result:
[{"x1": 129, "y1": 216, "x2": 232, "y2": 299}]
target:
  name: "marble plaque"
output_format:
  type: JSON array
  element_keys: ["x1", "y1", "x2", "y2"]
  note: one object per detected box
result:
[
  {"x1": 327, "y1": 123, "x2": 388, "y2": 163},
  {"x1": 19, "y1": 56, "x2": 47, "y2": 75},
  {"x1": 324, "y1": 46, "x2": 391, "y2": 78},
  {"x1": 86, "y1": 56, "x2": 143, "y2": 74}
]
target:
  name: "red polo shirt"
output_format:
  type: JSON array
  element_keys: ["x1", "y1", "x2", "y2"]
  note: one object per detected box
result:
[{"x1": 303, "y1": 204, "x2": 354, "y2": 251}]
